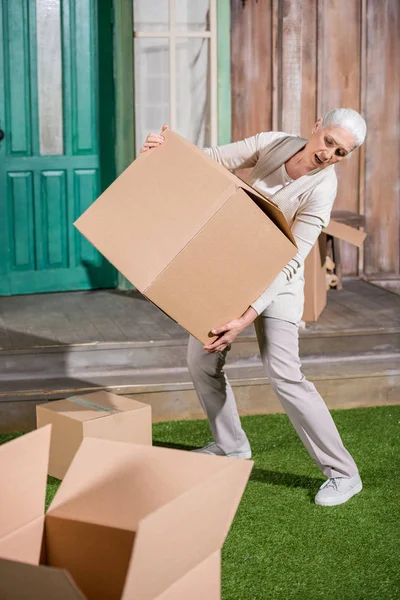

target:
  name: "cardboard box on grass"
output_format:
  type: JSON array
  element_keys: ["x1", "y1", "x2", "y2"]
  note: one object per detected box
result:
[
  {"x1": 36, "y1": 391, "x2": 152, "y2": 480},
  {"x1": 74, "y1": 130, "x2": 297, "y2": 344},
  {"x1": 303, "y1": 221, "x2": 367, "y2": 321},
  {"x1": 0, "y1": 426, "x2": 253, "y2": 600}
]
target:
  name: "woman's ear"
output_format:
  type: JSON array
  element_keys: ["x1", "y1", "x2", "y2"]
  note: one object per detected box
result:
[{"x1": 312, "y1": 117, "x2": 323, "y2": 134}]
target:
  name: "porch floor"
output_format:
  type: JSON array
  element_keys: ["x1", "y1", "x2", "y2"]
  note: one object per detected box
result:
[
  {"x1": 0, "y1": 278, "x2": 399, "y2": 349},
  {"x1": 1, "y1": 278, "x2": 399, "y2": 431}
]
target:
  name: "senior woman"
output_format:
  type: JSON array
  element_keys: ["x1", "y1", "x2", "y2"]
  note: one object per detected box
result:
[{"x1": 141, "y1": 108, "x2": 367, "y2": 507}]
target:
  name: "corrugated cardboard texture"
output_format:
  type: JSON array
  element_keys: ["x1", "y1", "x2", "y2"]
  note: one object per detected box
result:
[
  {"x1": 83, "y1": 406, "x2": 152, "y2": 447},
  {"x1": 154, "y1": 551, "x2": 221, "y2": 600},
  {"x1": 0, "y1": 559, "x2": 85, "y2": 600},
  {"x1": 236, "y1": 177, "x2": 297, "y2": 246},
  {"x1": 0, "y1": 554, "x2": 220, "y2": 600},
  {"x1": 303, "y1": 234, "x2": 327, "y2": 322},
  {"x1": 0, "y1": 517, "x2": 45, "y2": 566},
  {"x1": 323, "y1": 220, "x2": 366, "y2": 247},
  {"x1": 124, "y1": 457, "x2": 251, "y2": 599},
  {"x1": 37, "y1": 407, "x2": 84, "y2": 481},
  {"x1": 36, "y1": 392, "x2": 152, "y2": 480},
  {"x1": 147, "y1": 188, "x2": 296, "y2": 342},
  {"x1": 303, "y1": 220, "x2": 367, "y2": 322},
  {"x1": 38, "y1": 392, "x2": 148, "y2": 421},
  {"x1": 47, "y1": 439, "x2": 252, "y2": 600},
  {"x1": 74, "y1": 130, "x2": 297, "y2": 343},
  {"x1": 0, "y1": 426, "x2": 50, "y2": 541},
  {"x1": 45, "y1": 516, "x2": 135, "y2": 600},
  {"x1": 47, "y1": 441, "x2": 241, "y2": 529},
  {"x1": 74, "y1": 132, "x2": 237, "y2": 292},
  {"x1": 0, "y1": 433, "x2": 252, "y2": 600}
]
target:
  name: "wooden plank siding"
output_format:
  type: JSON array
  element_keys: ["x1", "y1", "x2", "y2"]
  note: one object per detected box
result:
[
  {"x1": 230, "y1": 0, "x2": 400, "y2": 279},
  {"x1": 231, "y1": 0, "x2": 273, "y2": 139},
  {"x1": 279, "y1": 0, "x2": 303, "y2": 134},
  {"x1": 317, "y1": 0, "x2": 362, "y2": 276},
  {"x1": 364, "y1": 0, "x2": 400, "y2": 277}
]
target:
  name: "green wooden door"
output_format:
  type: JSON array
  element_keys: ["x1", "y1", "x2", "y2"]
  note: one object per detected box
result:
[{"x1": 0, "y1": 0, "x2": 117, "y2": 295}]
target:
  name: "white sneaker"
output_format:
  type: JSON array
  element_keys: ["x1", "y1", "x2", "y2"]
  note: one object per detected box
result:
[
  {"x1": 315, "y1": 473, "x2": 363, "y2": 506},
  {"x1": 192, "y1": 440, "x2": 252, "y2": 459}
]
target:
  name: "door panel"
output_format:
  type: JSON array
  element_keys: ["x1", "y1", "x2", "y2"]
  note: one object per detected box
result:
[
  {"x1": 0, "y1": 0, "x2": 116, "y2": 295},
  {"x1": 41, "y1": 170, "x2": 68, "y2": 268},
  {"x1": 8, "y1": 171, "x2": 35, "y2": 270}
]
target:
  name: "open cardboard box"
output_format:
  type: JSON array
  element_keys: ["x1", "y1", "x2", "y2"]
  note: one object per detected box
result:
[
  {"x1": 0, "y1": 426, "x2": 253, "y2": 600},
  {"x1": 36, "y1": 391, "x2": 152, "y2": 480},
  {"x1": 303, "y1": 220, "x2": 367, "y2": 321},
  {"x1": 74, "y1": 130, "x2": 298, "y2": 344}
]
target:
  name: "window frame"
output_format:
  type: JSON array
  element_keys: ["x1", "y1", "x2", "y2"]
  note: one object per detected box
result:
[
  {"x1": 113, "y1": 1, "x2": 231, "y2": 289},
  {"x1": 132, "y1": 0, "x2": 231, "y2": 148}
]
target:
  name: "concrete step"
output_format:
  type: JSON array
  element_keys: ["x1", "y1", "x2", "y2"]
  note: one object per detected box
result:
[
  {"x1": 1, "y1": 325, "x2": 399, "y2": 389},
  {"x1": 132, "y1": 353, "x2": 400, "y2": 422},
  {"x1": 1, "y1": 351, "x2": 399, "y2": 430}
]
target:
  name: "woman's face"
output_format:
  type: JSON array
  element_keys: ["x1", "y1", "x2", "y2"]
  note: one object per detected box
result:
[{"x1": 304, "y1": 119, "x2": 357, "y2": 170}]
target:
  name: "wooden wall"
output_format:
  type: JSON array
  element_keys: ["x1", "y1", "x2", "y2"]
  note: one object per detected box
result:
[{"x1": 230, "y1": 0, "x2": 400, "y2": 279}]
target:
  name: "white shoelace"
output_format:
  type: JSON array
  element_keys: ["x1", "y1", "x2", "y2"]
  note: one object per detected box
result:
[
  {"x1": 203, "y1": 442, "x2": 218, "y2": 449},
  {"x1": 323, "y1": 478, "x2": 341, "y2": 491}
]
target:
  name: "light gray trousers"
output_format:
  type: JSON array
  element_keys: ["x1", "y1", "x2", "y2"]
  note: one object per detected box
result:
[{"x1": 187, "y1": 316, "x2": 358, "y2": 479}]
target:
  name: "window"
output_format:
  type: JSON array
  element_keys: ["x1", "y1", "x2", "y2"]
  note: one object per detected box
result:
[{"x1": 133, "y1": 0, "x2": 219, "y2": 153}]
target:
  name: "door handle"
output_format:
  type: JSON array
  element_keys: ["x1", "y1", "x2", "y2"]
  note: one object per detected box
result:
[{"x1": 0, "y1": 130, "x2": 4, "y2": 141}]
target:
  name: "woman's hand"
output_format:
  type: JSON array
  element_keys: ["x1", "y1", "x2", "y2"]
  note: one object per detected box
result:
[
  {"x1": 204, "y1": 306, "x2": 258, "y2": 353},
  {"x1": 140, "y1": 124, "x2": 168, "y2": 153}
]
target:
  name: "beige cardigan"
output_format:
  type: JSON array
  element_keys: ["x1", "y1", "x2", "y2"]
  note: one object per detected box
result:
[{"x1": 204, "y1": 131, "x2": 338, "y2": 323}]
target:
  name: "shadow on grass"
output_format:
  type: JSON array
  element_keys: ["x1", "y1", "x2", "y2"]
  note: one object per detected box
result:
[
  {"x1": 0, "y1": 432, "x2": 25, "y2": 445},
  {"x1": 153, "y1": 443, "x2": 324, "y2": 501},
  {"x1": 153, "y1": 441, "x2": 198, "y2": 451},
  {"x1": 250, "y1": 466, "x2": 322, "y2": 493}
]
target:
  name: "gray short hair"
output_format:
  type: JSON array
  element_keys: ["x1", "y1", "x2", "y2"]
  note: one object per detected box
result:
[{"x1": 321, "y1": 108, "x2": 367, "y2": 149}]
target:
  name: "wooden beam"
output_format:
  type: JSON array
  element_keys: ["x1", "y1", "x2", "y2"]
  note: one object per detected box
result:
[
  {"x1": 217, "y1": 0, "x2": 231, "y2": 144},
  {"x1": 114, "y1": 0, "x2": 135, "y2": 290}
]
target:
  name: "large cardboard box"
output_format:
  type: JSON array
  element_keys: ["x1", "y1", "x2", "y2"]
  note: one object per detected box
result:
[
  {"x1": 36, "y1": 391, "x2": 152, "y2": 480},
  {"x1": 74, "y1": 130, "x2": 297, "y2": 344},
  {"x1": 303, "y1": 221, "x2": 367, "y2": 322},
  {"x1": 0, "y1": 426, "x2": 252, "y2": 600}
]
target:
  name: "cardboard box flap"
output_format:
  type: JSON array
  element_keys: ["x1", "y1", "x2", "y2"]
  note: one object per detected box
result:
[
  {"x1": 154, "y1": 552, "x2": 220, "y2": 600},
  {"x1": 236, "y1": 176, "x2": 297, "y2": 246},
  {"x1": 0, "y1": 426, "x2": 51, "y2": 541},
  {"x1": 0, "y1": 516, "x2": 45, "y2": 565},
  {"x1": 303, "y1": 236, "x2": 327, "y2": 322},
  {"x1": 47, "y1": 439, "x2": 142, "y2": 529},
  {"x1": 323, "y1": 219, "x2": 366, "y2": 247},
  {"x1": 74, "y1": 129, "x2": 237, "y2": 292},
  {"x1": 122, "y1": 458, "x2": 253, "y2": 599},
  {"x1": 47, "y1": 439, "x2": 238, "y2": 531},
  {"x1": 0, "y1": 559, "x2": 86, "y2": 600},
  {"x1": 198, "y1": 144, "x2": 297, "y2": 249}
]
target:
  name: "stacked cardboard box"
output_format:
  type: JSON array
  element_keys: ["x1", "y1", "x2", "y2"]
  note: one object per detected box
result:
[
  {"x1": 36, "y1": 391, "x2": 152, "y2": 479},
  {"x1": 0, "y1": 426, "x2": 252, "y2": 599},
  {"x1": 303, "y1": 221, "x2": 366, "y2": 322}
]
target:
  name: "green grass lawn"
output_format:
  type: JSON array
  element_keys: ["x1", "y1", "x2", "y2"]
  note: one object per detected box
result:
[{"x1": 2, "y1": 405, "x2": 399, "y2": 599}]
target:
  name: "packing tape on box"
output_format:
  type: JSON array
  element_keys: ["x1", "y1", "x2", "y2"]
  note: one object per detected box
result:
[{"x1": 69, "y1": 396, "x2": 121, "y2": 414}]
